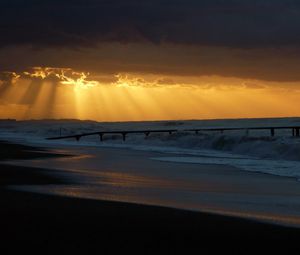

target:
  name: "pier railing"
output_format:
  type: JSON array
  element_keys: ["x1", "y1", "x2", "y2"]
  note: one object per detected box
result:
[
  {"x1": 185, "y1": 126, "x2": 300, "y2": 137},
  {"x1": 46, "y1": 126, "x2": 300, "y2": 141},
  {"x1": 47, "y1": 129, "x2": 177, "y2": 141}
]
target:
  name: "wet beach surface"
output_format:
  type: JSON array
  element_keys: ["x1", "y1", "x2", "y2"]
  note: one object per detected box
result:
[
  {"x1": 9, "y1": 143, "x2": 300, "y2": 228},
  {"x1": 1, "y1": 141, "x2": 300, "y2": 253}
]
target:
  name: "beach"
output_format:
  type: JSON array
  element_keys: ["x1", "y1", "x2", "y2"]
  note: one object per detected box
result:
[
  {"x1": 3, "y1": 1, "x2": 300, "y2": 253},
  {"x1": 1, "y1": 140, "x2": 300, "y2": 253}
]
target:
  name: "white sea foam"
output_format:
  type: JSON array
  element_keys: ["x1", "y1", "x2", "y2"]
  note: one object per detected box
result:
[{"x1": 0, "y1": 118, "x2": 300, "y2": 179}]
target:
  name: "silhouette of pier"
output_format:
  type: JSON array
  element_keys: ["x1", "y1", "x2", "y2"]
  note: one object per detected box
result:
[
  {"x1": 46, "y1": 126, "x2": 300, "y2": 141},
  {"x1": 185, "y1": 126, "x2": 300, "y2": 137},
  {"x1": 47, "y1": 129, "x2": 177, "y2": 142}
]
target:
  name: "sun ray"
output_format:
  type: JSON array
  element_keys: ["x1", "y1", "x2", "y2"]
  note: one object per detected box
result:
[{"x1": 1, "y1": 68, "x2": 300, "y2": 121}]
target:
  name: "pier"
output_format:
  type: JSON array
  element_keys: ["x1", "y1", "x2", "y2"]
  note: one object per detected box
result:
[
  {"x1": 185, "y1": 126, "x2": 300, "y2": 137},
  {"x1": 46, "y1": 126, "x2": 300, "y2": 141},
  {"x1": 47, "y1": 129, "x2": 177, "y2": 142}
]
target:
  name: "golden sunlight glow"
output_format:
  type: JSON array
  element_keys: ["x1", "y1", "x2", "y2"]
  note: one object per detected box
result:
[
  {"x1": 23, "y1": 67, "x2": 99, "y2": 89},
  {"x1": 60, "y1": 73, "x2": 99, "y2": 89},
  {"x1": 23, "y1": 67, "x2": 57, "y2": 79},
  {"x1": 0, "y1": 70, "x2": 300, "y2": 121}
]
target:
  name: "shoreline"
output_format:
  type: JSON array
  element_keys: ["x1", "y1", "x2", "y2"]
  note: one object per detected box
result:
[
  {"x1": 3, "y1": 129, "x2": 300, "y2": 184},
  {"x1": 1, "y1": 140, "x2": 300, "y2": 252}
]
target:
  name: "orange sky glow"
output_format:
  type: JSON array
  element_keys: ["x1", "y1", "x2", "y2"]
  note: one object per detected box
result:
[{"x1": 0, "y1": 67, "x2": 299, "y2": 121}]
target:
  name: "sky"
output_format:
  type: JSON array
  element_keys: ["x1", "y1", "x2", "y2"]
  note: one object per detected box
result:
[{"x1": 0, "y1": 0, "x2": 300, "y2": 121}]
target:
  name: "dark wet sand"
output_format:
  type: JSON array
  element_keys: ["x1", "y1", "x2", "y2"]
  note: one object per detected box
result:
[{"x1": 0, "y1": 141, "x2": 300, "y2": 253}]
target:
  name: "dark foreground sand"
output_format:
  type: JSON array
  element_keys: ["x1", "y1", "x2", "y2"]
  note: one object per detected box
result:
[{"x1": 0, "y1": 141, "x2": 299, "y2": 253}]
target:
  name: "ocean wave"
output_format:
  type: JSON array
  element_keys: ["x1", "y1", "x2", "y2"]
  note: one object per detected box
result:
[{"x1": 1, "y1": 118, "x2": 300, "y2": 179}]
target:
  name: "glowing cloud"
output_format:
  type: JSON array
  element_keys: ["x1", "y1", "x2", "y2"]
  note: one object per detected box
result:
[
  {"x1": 114, "y1": 74, "x2": 178, "y2": 88},
  {"x1": 0, "y1": 72, "x2": 20, "y2": 85},
  {"x1": 23, "y1": 67, "x2": 99, "y2": 89}
]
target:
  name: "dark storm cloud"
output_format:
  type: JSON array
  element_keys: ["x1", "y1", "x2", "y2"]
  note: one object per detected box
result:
[
  {"x1": 2, "y1": 44, "x2": 300, "y2": 82},
  {"x1": 2, "y1": 0, "x2": 300, "y2": 49}
]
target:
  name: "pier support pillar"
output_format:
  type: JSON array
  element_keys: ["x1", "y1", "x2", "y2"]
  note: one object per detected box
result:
[
  {"x1": 245, "y1": 129, "x2": 249, "y2": 136},
  {"x1": 270, "y1": 128, "x2": 275, "y2": 137},
  {"x1": 99, "y1": 133, "x2": 103, "y2": 142},
  {"x1": 122, "y1": 133, "x2": 127, "y2": 141},
  {"x1": 296, "y1": 128, "x2": 300, "y2": 137}
]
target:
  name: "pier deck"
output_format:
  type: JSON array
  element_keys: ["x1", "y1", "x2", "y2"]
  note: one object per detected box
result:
[{"x1": 46, "y1": 126, "x2": 300, "y2": 141}]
